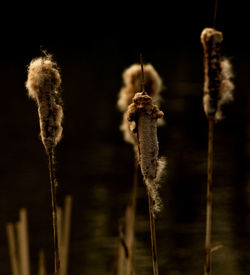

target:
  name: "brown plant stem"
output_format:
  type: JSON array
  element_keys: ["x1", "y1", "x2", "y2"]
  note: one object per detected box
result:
[
  {"x1": 127, "y1": 160, "x2": 139, "y2": 274},
  {"x1": 205, "y1": 117, "x2": 214, "y2": 275},
  {"x1": 48, "y1": 150, "x2": 60, "y2": 275},
  {"x1": 147, "y1": 190, "x2": 159, "y2": 275}
]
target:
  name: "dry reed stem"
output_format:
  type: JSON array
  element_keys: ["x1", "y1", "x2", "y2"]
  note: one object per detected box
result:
[
  {"x1": 56, "y1": 206, "x2": 63, "y2": 265},
  {"x1": 48, "y1": 151, "x2": 60, "y2": 275},
  {"x1": 6, "y1": 223, "x2": 20, "y2": 275},
  {"x1": 205, "y1": 117, "x2": 214, "y2": 275},
  {"x1": 38, "y1": 250, "x2": 47, "y2": 275},
  {"x1": 16, "y1": 209, "x2": 30, "y2": 275},
  {"x1": 61, "y1": 195, "x2": 72, "y2": 275},
  {"x1": 117, "y1": 162, "x2": 138, "y2": 275},
  {"x1": 148, "y1": 193, "x2": 159, "y2": 275}
]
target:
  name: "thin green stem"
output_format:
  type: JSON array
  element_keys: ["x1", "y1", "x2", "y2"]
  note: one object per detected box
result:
[
  {"x1": 148, "y1": 191, "x2": 159, "y2": 275},
  {"x1": 205, "y1": 117, "x2": 214, "y2": 275},
  {"x1": 48, "y1": 150, "x2": 60, "y2": 275}
]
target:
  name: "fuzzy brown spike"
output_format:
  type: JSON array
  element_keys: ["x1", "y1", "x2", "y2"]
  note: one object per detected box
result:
[
  {"x1": 26, "y1": 56, "x2": 63, "y2": 154},
  {"x1": 127, "y1": 92, "x2": 165, "y2": 213},
  {"x1": 201, "y1": 28, "x2": 223, "y2": 118}
]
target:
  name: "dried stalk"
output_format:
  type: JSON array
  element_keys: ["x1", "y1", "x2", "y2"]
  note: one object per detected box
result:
[
  {"x1": 48, "y1": 151, "x2": 60, "y2": 275},
  {"x1": 205, "y1": 117, "x2": 214, "y2": 275},
  {"x1": 6, "y1": 223, "x2": 20, "y2": 275}
]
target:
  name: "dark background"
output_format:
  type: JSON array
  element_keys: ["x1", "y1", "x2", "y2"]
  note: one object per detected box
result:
[{"x1": 0, "y1": 1, "x2": 249, "y2": 274}]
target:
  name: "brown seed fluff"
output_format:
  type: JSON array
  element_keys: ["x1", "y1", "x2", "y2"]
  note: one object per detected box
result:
[
  {"x1": 26, "y1": 56, "x2": 63, "y2": 154},
  {"x1": 117, "y1": 63, "x2": 163, "y2": 112},
  {"x1": 118, "y1": 63, "x2": 164, "y2": 147},
  {"x1": 216, "y1": 58, "x2": 234, "y2": 121},
  {"x1": 127, "y1": 92, "x2": 165, "y2": 213},
  {"x1": 201, "y1": 28, "x2": 223, "y2": 118}
]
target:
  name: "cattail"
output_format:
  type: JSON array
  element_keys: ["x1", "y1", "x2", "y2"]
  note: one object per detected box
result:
[
  {"x1": 201, "y1": 27, "x2": 223, "y2": 118},
  {"x1": 127, "y1": 92, "x2": 165, "y2": 214},
  {"x1": 26, "y1": 55, "x2": 63, "y2": 154},
  {"x1": 118, "y1": 64, "x2": 164, "y2": 147},
  {"x1": 201, "y1": 28, "x2": 234, "y2": 120},
  {"x1": 201, "y1": 27, "x2": 234, "y2": 275},
  {"x1": 26, "y1": 54, "x2": 62, "y2": 275}
]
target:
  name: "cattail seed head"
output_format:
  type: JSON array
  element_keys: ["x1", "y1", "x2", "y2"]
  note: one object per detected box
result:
[
  {"x1": 26, "y1": 55, "x2": 63, "y2": 154},
  {"x1": 117, "y1": 63, "x2": 163, "y2": 112},
  {"x1": 127, "y1": 92, "x2": 165, "y2": 214},
  {"x1": 201, "y1": 28, "x2": 223, "y2": 118},
  {"x1": 118, "y1": 63, "x2": 163, "y2": 147},
  {"x1": 201, "y1": 28, "x2": 234, "y2": 120}
]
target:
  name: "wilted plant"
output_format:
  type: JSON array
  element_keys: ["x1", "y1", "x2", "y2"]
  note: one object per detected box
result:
[
  {"x1": 201, "y1": 27, "x2": 234, "y2": 275},
  {"x1": 26, "y1": 53, "x2": 63, "y2": 275}
]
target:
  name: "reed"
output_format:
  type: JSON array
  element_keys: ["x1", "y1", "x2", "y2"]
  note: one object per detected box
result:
[
  {"x1": 6, "y1": 223, "x2": 20, "y2": 275},
  {"x1": 26, "y1": 54, "x2": 63, "y2": 275},
  {"x1": 201, "y1": 27, "x2": 234, "y2": 275},
  {"x1": 6, "y1": 208, "x2": 30, "y2": 275},
  {"x1": 38, "y1": 250, "x2": 47, "y2": 275},
  {"x1": 117, "y1": 161, "x2": 138, "y2": 275}
]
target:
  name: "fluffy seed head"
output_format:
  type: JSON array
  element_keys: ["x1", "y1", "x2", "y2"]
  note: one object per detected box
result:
[
  {"x1": 26, "y1": 55, "x2": 63, "y2": 153},
  {"x1": 117, "y1": 63, "x2": 163, "y2": 112},
  {"x1": 215, "y1": 58, "x2": 234, "y2": 120},
  {"x1": 201, "y1": 28, "x2": 223, "y2": 118},
  {"x1": 127, "y1": 92, "x2": 165, "y2": 214}
]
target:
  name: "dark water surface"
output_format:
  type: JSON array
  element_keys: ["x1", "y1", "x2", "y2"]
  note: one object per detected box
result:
[{"x1": 0, "y1": 3, "x2": 250, "y2": 274}]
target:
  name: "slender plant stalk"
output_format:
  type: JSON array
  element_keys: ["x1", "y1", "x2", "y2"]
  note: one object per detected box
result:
[
  {"x1": 147, "y1": 191, "x2": 159, "y2": 275},
  {"x1": 17, "y1": 209, "x2": 30, "y2": 275},
  {"x1": 61, "y1": 195, "x2": 73, "y2": 275},
  {"x1": 127, "y1": 160, "x2": 138, "y2": 274},
  {"x1": 205, "y1": 117, "x2": 214, "y2": 275},
  {"x1": 6, "y1": 223, "x2": 20, "y2": 275},
  {"x1": 48, "y1": 150, "x2": 60, "y2": 275},
  {"x1": 38, "y1": 250, "x2": 47, "y2": 275}
]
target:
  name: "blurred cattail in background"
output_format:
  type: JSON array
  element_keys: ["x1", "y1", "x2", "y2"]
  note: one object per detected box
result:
[
  {"x1": 118, "y1": 63, "x2": 164, "y2": 148},
  {"x1": 127, "y1": 92, "x2": 165, "y2": 214},
  {"x1": 26, "y1": 53, "x2": 63, "y2": 275},
  {"x1": 201, "y1": 27, "x2": 234, "y2": 275}
]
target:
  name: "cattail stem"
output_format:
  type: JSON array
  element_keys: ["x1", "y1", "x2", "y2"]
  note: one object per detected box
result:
[
  {"x1": 6, "y1": 223, "x2": 20, "y2": 275},
  {"x1": 48, "y1": 150, "x2": 60, "y2": 275},
  {"x1": 205, "y1": 117, "x2": 214, "y2": 275},
  {"x1": 147, "y1": 191, "x2": 159, "y2": 275},
  {"x1": 127, "y1": 160, "x2": 138, "y2": 275},
  {"x1": 17, "y1": 209, "x2": 30, "y2": 275},
  {"x1": 38, "y1": 250, "x2": 47, "y2": 275},
  {"x1": 61, "y1": 195, "x2": 72, "y2": 275}
]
